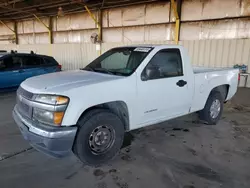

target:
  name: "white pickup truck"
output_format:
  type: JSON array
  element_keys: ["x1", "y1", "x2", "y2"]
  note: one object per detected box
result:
[{"x1": 13, "y1": 45, "x2": 238, "y2": 166}]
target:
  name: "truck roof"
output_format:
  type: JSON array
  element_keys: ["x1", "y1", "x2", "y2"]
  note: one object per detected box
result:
[{"x1": 116, "y1": 44, "x2": 183, "y2": 49}]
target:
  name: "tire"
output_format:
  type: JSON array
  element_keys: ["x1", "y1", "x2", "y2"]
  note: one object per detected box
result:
[
  {"x1": 73, "y1": 109, "x2": 125, "y2": 166},
  {"x1": 199, "y1": 91, "x2": 224, "y2": 125}
]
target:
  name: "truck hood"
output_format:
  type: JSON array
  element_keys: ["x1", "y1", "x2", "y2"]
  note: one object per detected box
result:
[{"x1": 21, "y1": 70, "x2": 123, "y2": 93}]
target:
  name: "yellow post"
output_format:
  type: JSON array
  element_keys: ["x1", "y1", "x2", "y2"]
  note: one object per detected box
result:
[
  {"x1": 33, "y1": 14, "x2": 53, "y2": 44},
  {"x1": 84, "y1": 6, "x2": 98, "y2": 25},
  {"x1": 175, "y1": 19, "x2": 180, "y2": 45},
  {"x1": 14, "y1": 21, "x2": 18, "y2": 44},
  {"x1": 84, "y1": 5, "x2": 102, "y2": 55},
  {"x1": 33, "y1": 14, "x2": 53, "y2": 55},
  {"x1": 171, "y1": 0, "x2": 180, "y2": 44}
]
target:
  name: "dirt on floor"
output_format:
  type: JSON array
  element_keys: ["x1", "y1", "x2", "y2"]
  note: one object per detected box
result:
[{"x1": 0, "y1": 88, "x2": 250, "y2": 188}]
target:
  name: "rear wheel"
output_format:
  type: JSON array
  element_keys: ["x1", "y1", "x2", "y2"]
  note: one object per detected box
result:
[
  {"x1": 73, "y1": 109, "x2": 124, "y2": 166},
  {"x1": 199, "y1": 91, "x2": 223, "y2": 125}
]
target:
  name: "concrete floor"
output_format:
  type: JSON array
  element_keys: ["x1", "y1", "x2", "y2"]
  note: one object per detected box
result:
[{"x1": 0, "y1": 89, "x2": 250, "y2": 188}]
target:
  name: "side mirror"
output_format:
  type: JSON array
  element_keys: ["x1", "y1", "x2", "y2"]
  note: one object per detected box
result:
[{"x1": 141, "y1": 66, "x2": 160, "y2": 81}]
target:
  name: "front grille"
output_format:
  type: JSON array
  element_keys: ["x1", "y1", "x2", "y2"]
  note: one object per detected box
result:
[
  {"x1": 17, "y1": 99, "x2": 29, "y2": 116},
  {"x1": 16, "y1": 87, "x2": 33, "y2": 119},
  {"x1": 17, "y1": 86, "x2": 34, "y2": 100}
]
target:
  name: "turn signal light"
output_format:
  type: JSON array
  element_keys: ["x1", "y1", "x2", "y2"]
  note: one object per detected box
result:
[
  {"x1": 56, "y1": 96, "x2": 69, "y2": 105},
  {"x1": 54, "y1": 112, "x2": 65, "y2": 125}
]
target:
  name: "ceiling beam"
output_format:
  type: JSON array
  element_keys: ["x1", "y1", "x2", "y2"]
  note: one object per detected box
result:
[
  {"x1": 0, "y1": 0, "x2": 24, "y2": 7},
  {"x1": 0, "y1": 0, "x2": 162, "y2": 21},
  {"x1": 0, "y1": 0, "x2": 69, "y2": 16},
  {"x1": 102, "y1": 0, "x2": 106, "y2": 7},
  {"x1": 0, "y1": 4, "x2": 35, "y2": 18}
]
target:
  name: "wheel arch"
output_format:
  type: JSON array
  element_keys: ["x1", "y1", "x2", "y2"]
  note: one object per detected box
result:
[
  {"x1": 208, "y1": 84, "x2": 230, "y2": 101},
  {"x1": 77, "y1": 101, "x2": 130, "y2": 131}
]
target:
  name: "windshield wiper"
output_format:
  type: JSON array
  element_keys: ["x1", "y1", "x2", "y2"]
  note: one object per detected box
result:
[
  {"x1": 92, "y1": 68, "x2": 115, "y2": 75},
  {"x1": 82, "y1": 67, "x2": 124, "y2": 76},
  {"x1": 81, "y1": 66, "x2": 95, "y2": 72}
]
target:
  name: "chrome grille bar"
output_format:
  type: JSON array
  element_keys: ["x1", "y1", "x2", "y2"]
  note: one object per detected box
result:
[{"x1": 16, "y1": 87, "x2": 34, "y2": 119}]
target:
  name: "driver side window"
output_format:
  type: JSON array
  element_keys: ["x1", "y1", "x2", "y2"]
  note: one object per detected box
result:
[{"x1": 142, "y1": 49, "x2": 183, "y2": 80}]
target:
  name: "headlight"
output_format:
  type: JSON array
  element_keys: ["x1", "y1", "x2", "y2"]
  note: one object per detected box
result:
[
  {"x1": 33, "y1": 108, "x2": 65, "y2": 126},
  {"x1": 35, "y1": 95, "x2": 69, "y2": 105},
  {"x1": 32, "y1": 95, "x2": 69, "y2": 126}
]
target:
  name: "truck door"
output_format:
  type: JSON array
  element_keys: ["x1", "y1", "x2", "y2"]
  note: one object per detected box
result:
[{"x1": 137, "y1": 48, "x2": 191, "y2": 126}]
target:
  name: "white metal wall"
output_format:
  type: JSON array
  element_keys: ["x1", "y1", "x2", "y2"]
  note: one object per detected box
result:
[
  {"x1": 0, "y1": 39, "x2": 249, "y2": 86},
  {"x1": 1, "y1": 39, "x2": 250, "y2": 69},
  {"x1": 0, "y1": 43, "x2": 97, "y2": 70},
  {"x1": 102, "y1": 39, "x2": 250, "y2": 68},
  {"x1": 1, "y1": 0, "x2": 250, "y2": 44}
]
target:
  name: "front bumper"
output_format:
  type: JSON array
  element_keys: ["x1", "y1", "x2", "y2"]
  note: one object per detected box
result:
[{"x1": 13, "y1": 106, "x2": 77, "y2": 158}]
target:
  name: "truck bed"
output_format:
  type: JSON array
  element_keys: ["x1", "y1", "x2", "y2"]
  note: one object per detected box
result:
[
  {"x1": 191, "y1": 66, "x2": 238, "y2": 113},
  {"x1": 193, "y1": 66, "x2": 235, "y2": 74},
  {"x1": 193, "y1": 67, "x2": 233, "y2": 74}
]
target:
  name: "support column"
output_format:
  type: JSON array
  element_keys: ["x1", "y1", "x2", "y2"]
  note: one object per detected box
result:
[
  {"x1": 98, "y1": 9, "x2": 102, "y2": 55},
  {"x1": 33, "y1": 14, "x2": 53, "y2": 44},
  {"x1": 48, "y1": 16, "x2": 53, "y2": 44},
  {"x1": 98, "y1": 9, "x2": 102, "y2": 43},
  {"x1": 177, "y1": 0, "x2": 182, "y2": 42},
  {"x1": 84, "y1": 5, "x2": 102, "y2": 55},
  {"x1": 171, "y1": 0, "x2": 182, "y2": 44},
  {"x1": 14, "y1": 21, "x2": 18, "y2": 44}
]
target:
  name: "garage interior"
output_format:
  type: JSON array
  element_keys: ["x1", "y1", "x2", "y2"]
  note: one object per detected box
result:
[
  {"x1": 0, "y1": 0, "x2": 249, "y2": 83},
  {"x1": 0, "y1": 0, "x2": 250, "y2": 188}
]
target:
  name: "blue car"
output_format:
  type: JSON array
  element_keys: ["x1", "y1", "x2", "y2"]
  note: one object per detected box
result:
[{"x1": 0, "y1": 51, "x2": 61, "y2": 89}]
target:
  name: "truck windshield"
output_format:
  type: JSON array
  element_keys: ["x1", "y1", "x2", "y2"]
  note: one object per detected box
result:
[{"x1": 84, "y1": 47, "x2": 152, "y2": 76}]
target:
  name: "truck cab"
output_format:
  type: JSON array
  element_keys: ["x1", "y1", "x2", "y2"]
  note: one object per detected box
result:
[{"x1": 13, "y1": 45, "x2": 238, "y2": 166}]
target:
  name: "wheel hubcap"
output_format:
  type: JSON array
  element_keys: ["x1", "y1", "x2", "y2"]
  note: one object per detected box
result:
[
  {"x1": 210, "y1": 99, "x2": 221, "y2": 119},
  {"x1": 89, "y1": 125, "x2": 115, "y2": 154}
]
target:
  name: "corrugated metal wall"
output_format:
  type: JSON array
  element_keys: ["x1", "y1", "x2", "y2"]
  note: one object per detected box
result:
[
  {"x1": 0, "y1": 43, "x2": 96, "y2": 70},
  {"x1": 0, "y1": 39, "x2": 249, "y2": 86},
  {"x1": 0, "y1": 1, "x2": 249, "y2": 86},
  {"x1": 1, "y1": 38, "x2": 249, "y2": 68},
  {"x1": 102, "y1": 39, "x2": 250, "y2": 69},
  {"x1": 1, "y1": 39, "x2": 250, "y2": 68},
  {"x1": 1, "y1": 0, "x2": 250, "y2": 44}
]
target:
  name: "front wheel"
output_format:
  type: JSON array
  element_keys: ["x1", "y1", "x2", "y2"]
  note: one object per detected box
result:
[
  {"x1": 199, "y1": 91, "x2": 224, "y2": 125},
  {"x1": 73, "y1": 109, "x2": 124, "y2": 166}
]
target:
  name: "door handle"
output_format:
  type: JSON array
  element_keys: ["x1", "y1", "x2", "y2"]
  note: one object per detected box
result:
[{"x1": 176, "y1": 80, "x2": 187, "y2": 87}]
